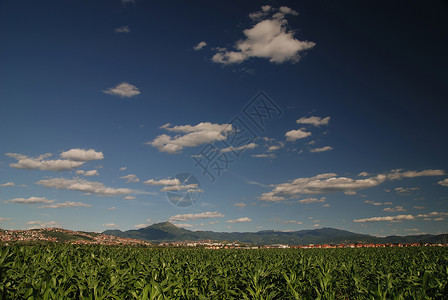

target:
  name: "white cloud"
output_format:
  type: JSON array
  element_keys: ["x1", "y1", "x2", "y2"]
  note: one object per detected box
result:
[
  {"x1": 354, "y1": 215, "x2": 415, "y2": 223},
  {"x1": 438, "y1": 178, "x2": 448, "y2": 186},
  {"x1": 5, "y1": 197, "x2": 54, "y2": 204},
  {"x1": 0, "y1": 182, "x2": 14, "y2": 187},
  {"x1": 297, "y1": 116, "x2": 330, "y2": 126},
  {"x1": 267, "y1": 145, "x2": 281, "y2": 152},
  {"x1": 416, "y1": 212, "x2": 448, "y2": 218},
  {"x1": 6, "y1": 149, "x2": 103, "y2": 172},
  {"x1": 234, "y1": 202, "x2": 247, "y2": 207},
  {"x1": 298, "y1": 197, "x2": 326, "y2": 204},
  {"x1": 84, "y1": 170, "x2": 99, "y2": 176},
  {"x1": 77, "y1": 170, "x2": 99, "y2": 176},
  {"x1": 364, "y1": 200, "x2": 393, "y2": 206},
  {"x1": 160, "y1": 184, "x2": 200, "y2": 192},
  {"x1": 413, "y1": 206, "x2": 425, "y2": 210},
  {"x1": 143, "y1": 178, "x2": 180, "y2": 186},
  {"x1": 285, "y1": 129, "x2": 311, "y2": 141},
  {"x1": 120, "y1": 174, "x2": 140, "y2": 183},
  {"x1": 383, "y1": 206, "x2": 406, "y2": 212},
  {"x1": 387, "y1": 169, "x2": 445, "y2": 180},
  {"x1": 358, "y1": 172, "x2": 369, "y2": 177},
  {"x1": 27, "y1": 220, "x2": 60, "y2": 229},
  {"x1": 193, "y1": 41, "x2": 207, "y2": 50},
  {"x1": 37, "y1": 177, "x2": 134, "y2": 196},
  {"x1": 354, "y1": 212, "x2": 448, "y2": 223},
  {"x1": 280, "y1": 220, "x2": 302, "y2": 224},
  {"x1": 6, "y1": 153, "x2": 84, "y2": 171},
  {"x1": 120, "y1": 167, "x2": 127, "y2": 171},
  {"x1": 212, "y1": 6, "x2": 314, "y2": 64},
  {"x1": 108, "y1": 207, "x2": 116, "y2": 210},
  {"x1": 115, "y1": 26, "x2": 130, "y2": 33},
  {"x1": 226, "y1": 217, "x2": 252, "y2": 223},
  {"x1": 259, "y1": 192, "x2": 287, "y2": 202},
  {"x1": 168, "y1": 211, "x2": 224, "y2": 222},
  {"x1": 221, "y1": 143, "x2": 257, "y2": 153},
  {"x1": 39, "y1": 201, "x2": 92, "y2": 208},
  {"x1": 310, "y1": 146, "x2": 333, "y2": 153},
  {"x1": 60, "y1": 149, "x2": 104, "y2": 162},
  {"x1": 124, "y1": 196, "x2": 136, "y2": 200},
  {"x1": 395, "y1": 187, "x2": 419, "y2": 194},
  {"x1": 103, "y1": 82, "x2": 141, "y2": 98},
  {"x1": 0, "y1": 217, "x2": 12, "y2": 223},
  {"x1": 252, "y1": 154, "x2": 276, "y2": 159},
  {"x1": 102, "y1": 223, "x2": 118, "y2": 228},
  {"x1": 148, "y1": 122, "x2": 232, "y2": 154},
  {"x1": 261, "y1": 173, "x2": 386, "y2": 201}
]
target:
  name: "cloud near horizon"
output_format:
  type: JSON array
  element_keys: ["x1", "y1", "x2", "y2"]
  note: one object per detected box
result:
[{"x1": 168, "y1": 211, "x2": 224, "y2": 222}]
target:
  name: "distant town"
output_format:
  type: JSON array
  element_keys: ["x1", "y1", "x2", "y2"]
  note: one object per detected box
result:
[
  {"x1": 0, "y1": 228, "x2": 151, "y2": 246},
  {"x1": 1, "y1": 227, "x2": 447, "y2": 248}
]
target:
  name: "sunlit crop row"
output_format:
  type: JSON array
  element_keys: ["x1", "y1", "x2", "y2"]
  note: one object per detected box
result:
[{"x1": 1, "y1": 245, "x2": 447, "y2": 299}]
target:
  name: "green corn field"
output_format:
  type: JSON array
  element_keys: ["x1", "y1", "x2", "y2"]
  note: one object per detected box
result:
[{"x1": 1, "y1": 245, "x2": 447, "y2": 299}]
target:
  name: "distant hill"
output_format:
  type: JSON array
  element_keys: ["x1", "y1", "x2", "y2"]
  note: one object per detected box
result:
[
  {"x1": 102, "y1": 222, "x2": 448, "y2": 245},
  {"x1": 0, "y1": 228, "x2": 150, "y2": 245}
]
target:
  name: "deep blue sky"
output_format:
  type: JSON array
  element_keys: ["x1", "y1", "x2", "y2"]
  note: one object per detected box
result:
[{"x1": 1, "y1": 0, "x2": 447, "y2": 236}]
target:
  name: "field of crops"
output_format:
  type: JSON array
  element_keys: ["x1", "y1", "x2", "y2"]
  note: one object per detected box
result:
[{"x1": 1, "y1": 245, "x2": 447, "y2": 299}]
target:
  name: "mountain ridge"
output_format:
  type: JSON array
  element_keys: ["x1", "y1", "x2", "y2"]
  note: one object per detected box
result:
[{"x1": 102, "y1": 222, "x2": 448, "y2": 245}]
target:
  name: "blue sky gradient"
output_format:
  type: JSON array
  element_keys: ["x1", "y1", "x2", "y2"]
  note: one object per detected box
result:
[{"x1": 1, "y1": 0, "x2": 447, "y2": 236}]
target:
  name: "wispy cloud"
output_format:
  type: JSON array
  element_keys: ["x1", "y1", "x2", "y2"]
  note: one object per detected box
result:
[
  {"x1": 212, "y1": 6, "x2": 314, "y2": 64},
  {"x1": 0, "y1": 182, "x2": 14, "y2": 187},
  {"x1": 120, "y1": 174, "x2": 140, "y2": 183},
  {"x1": 115, "y1": 26, "x2": 130, "y2": 33},
  {"x1": 221, "y1": 143, "x2": 257, "y2": 153},
  {"x1": 102, "y1": 223, "x2": 118, "y2": 228},
  {"x1": 0, "y1": 217, "x2": 12, "y2": 223},
  {"x1": 39, "y1": 201, "x2": 92, "y2": 208},
  {"x1": 168, "y1": 211, "x2": 224, "y2": 222},
  {"x1": 280, "y1": 220, "x2": 302, "y2": 224},
  {"x1": 298, "y1": 197, "x2": 326, "y2": 204},
  {"x1": 354, "y1": 214, "x2": 415, "y2": 223},
  {"x1": 310, "y1": 146, "x2": 333, "y2": 153},
  {"x1": 193, "y1": 41, "x2": 207, "y2": 50},
  {"x1": 383, "y1": 206, "x2": 406, "y2": 212},
  {"x1": 354, "y1": 212, "x2": 448, "y2": 223},
  {"x1": 103, "y1": 82, "x2": 141, "y2": 98},
  {"x1": 387, "y1": 169, "x2": 445, "y2": 180},
  {"x1": 5, "y1": 197, "x2": 54, "y2": 204},
  {"x1": 37, "y1": 177, "x2": 134, "y2": 196},
  {"x1": 226, "y1": 217, "x2": 252, "y2": 223},
  {"x1": 27, "y1": 220, "x2": 60, "y2": 229},
  {"x1": 234, "y1": 202, "x2": 246, "y2": 207}
]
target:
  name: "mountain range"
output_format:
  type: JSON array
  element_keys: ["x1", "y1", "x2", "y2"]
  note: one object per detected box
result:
[{"x1": 103, "y1": 222, "x2": 448, "y2": 245}]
